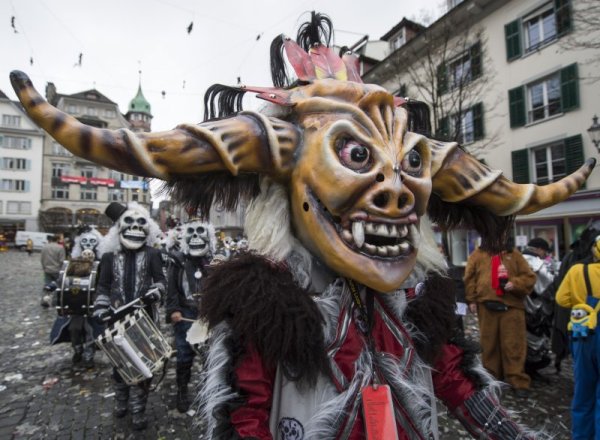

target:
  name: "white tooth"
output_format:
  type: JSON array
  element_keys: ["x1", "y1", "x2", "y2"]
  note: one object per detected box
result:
[
  {"x1": 399, "y1": 241, "x2": 410, "y2": 253},
  {"x1": 364, "y1": 243, "x2": 376, "y2": 254},
  {"x1": 388, "y1": 245, "x2": 400, "y2": 256},
  {"x1": 399, "y1": 225, "x2": 408, "y2": 237},
  {"x1": 352, "y1": 221, "x2": 365, "y2": 248},
  {"x1": 377, "y1": 246, "x2": 388, "y2": 257},
  {"x1": 365, "y1": 222, "x2": 376, "y2": 234},
  {"x1": 408, "y1": 224, "x2": 420, "y2": 244},
  {"x1": 390, "y1": 225, "x2": 398, "y2": 237},
  {"x1": 376, "y1": 224, "x2": 388, "y2": 236},
  {"x1": 342, "y1": 229, "x2": 353, "y2": 243}
]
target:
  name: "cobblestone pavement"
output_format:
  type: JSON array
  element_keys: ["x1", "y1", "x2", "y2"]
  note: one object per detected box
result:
[{"x1": 0, "y1": 249, "x2": 574, "y2": 439}]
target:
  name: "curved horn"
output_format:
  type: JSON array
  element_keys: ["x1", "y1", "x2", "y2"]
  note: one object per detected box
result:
[
  {"x1": 10, "y1": 70, "x2": 299, "y2": 180},
  {"x1": 429, "y1": 138, "x2": 596, "y2": 216}
]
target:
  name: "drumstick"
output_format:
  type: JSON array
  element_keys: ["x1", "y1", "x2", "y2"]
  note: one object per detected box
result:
[{"x1": 179, "y1": 317, "x2": 197, "y2": 322}]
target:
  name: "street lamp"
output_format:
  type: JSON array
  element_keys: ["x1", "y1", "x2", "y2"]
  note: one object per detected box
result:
[{"x1": 588, "y1": 115, "x2": 600, "y2": 153}]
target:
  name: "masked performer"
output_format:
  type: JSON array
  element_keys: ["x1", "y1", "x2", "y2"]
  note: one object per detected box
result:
[
  {"x1": 50, "y1": 225, "x2": 103, "y2": 368},
  {"x1": 91, "y1": 202, "x2": 166, "y2": 431},
  {"x1": 166, "y1": 218, "x2": 216, "y2": 412},
  {"x1": 9, "y1": 11, "x2": 595, "y2": 439}
]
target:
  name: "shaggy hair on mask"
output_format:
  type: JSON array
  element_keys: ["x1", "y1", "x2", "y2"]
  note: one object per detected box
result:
[{"x1": 199, "y1": 252, "x2": 330, "y2": 386}]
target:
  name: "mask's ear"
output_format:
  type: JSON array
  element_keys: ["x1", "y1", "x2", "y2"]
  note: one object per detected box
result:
[
  {"x1": 10, "y1": 71, "x2": 300, "y2": 182},
  {"x1": 428, "y1": 139, "x2": 595, "y2": 250}
]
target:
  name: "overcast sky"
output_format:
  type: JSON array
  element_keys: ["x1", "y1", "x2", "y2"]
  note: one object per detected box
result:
[{"x1": 2, "y1": 0, "x2": 445, "y2": 131}]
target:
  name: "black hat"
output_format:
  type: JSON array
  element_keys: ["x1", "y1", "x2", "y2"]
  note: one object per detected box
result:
[
  {"x1": 105, "y1": 202, "x2": 127, "y2": 222},
  {"x1": 528, "y1": 237, "x2": 550, "y2": 252}
]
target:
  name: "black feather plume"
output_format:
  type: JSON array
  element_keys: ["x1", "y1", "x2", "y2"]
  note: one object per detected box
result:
[
  {"x1": 427, "y1": 192, "x2": 514, "y2": 254},
  {"x1": 203, "y1": 84, "x2": 246, "y2": 121},
  {"x1": 296, "y1": 11, "x2": 333, "y2": 51},
  {"x1": 270, "y1": 34, "x2": 289, "y2": 88},
  {"x1": 160, "y1": 173, "x2": 260, "y2": 219},
  {"x1": 403, "y1": 99, "x2": 432, "y2": 137}
]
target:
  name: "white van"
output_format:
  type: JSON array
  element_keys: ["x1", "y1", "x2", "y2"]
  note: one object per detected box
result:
[{"x1": 14, "y1": 231, "x2": 54, "y2": 250}]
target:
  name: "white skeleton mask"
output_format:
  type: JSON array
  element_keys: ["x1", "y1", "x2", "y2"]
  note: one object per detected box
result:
[
  {"x1": 118, "y1": 209, "x2": 149, "y2": 250},
  {"x1": 79, "y1": 232, "x2": 99, "y2": 253},
  {"x1": 184, "y1": 221, "x2": 212, "y2": 257}
]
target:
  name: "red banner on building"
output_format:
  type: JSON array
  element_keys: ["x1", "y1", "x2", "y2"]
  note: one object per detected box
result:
[
  {"x1": 60, "y1": 175, "x2": 87, "y2": 184},
  {"x1": 89, "y1": 177, "x2": 116, "y2": 187}
]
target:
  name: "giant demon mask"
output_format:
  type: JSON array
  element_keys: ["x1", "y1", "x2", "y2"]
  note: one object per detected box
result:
[
  {"x1": 181, "y1": 220, "x2": 216, "y2": 258},
  {"x1": 9, "y1": 13, "x2": 594, "y2": 292}
]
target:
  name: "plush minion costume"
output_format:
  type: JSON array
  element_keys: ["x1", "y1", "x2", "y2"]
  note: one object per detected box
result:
[{"x1": 556, "y1": 235, "x2": 600, "y2": 439}]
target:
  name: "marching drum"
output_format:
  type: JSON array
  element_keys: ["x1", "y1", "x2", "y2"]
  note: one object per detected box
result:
[
  {"x1": 96, "y1": 307, "x2": 172, "y2": 385},
  {"x1": 55, "y1": 260, "x2": 99, "y2": 316}
]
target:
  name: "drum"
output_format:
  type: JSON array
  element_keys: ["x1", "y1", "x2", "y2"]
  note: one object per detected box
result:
[
  {"x1": 55, "y1": 260, "x2": 99, "y2": 316},
  {"x1": 95, "y1": 308, "x2": 173, "y2": 385}
]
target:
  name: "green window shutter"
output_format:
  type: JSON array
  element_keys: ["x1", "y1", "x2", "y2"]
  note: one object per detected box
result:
[
  {"x1": 472, "y1": 103, "x2": 484, "y2": 140},
  {"x1": 470, "y1": 42, "x2": 482, "y2": 79},
  {"x1": 508, "y1": 86, "x2": 526, "y2": 128},
  {"x1": 564, "y1": 134, "x2": 585, "y2": 189},
  {"x1": 512, "y1": 148, "x2": 530, "y2": 183},
  {"x1": 437, "y1": 63, "x2": 448, "y2": 96},
  {"x1": 438, "y1": 116, "x2": 449, "y2": 139},
  {"x1": 560, "y1": 63, "x2": 579, "y2": 112},
  {"x1": 555, "y1": 0, "x2": 572, "y2": 36},
  {"x1": 504, "y1": 19, "x2": 522, "y2": 61}
]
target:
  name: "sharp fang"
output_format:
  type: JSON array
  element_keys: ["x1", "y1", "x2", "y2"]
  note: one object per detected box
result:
[
  {"x1": 342, "y1": 229, "x2": 353, "y2": 243},
  {"x1": 352, "y1": 221, "x2": 365, "y2": 248},
  {"x1": 399, "y1": 225, "x2": 408, "y2": 237},
  {"x1": 365, "y1": 222, "x2": 375, "y2": 234},
  {"x1": 388, "y1": 245, "x2": 400, "y2": 256},
  {"x1": 376, "y1": 224, "x2": 388, "y2": 236},
  {"x1": 377, "y1": 246, "x2": 388, "y2": 257},
  {"x1": 408, "y1": 224, "x2": 420, "y2": 245}
]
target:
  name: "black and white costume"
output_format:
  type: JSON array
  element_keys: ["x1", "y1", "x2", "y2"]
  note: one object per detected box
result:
[{"x1": 93, "y1": 202, "x2": 166, "y2": 431}]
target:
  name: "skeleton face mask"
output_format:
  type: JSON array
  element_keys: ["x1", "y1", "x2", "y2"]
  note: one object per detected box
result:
[
  {"x1": 184, "y1": 221, "x2": 211, "y2": 257},
  {"x1": 79, "y1": 232, "x2": 99, "y2": 253},
  {"x1": 118, "y1": 209, "x2": 149, "y2": 250}
]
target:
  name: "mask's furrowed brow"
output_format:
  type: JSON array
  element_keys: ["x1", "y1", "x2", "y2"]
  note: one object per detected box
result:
[
  {"x1": 295, "y1": 97, "x2": 385, "y2": 144},
  {"x1": 358, "y1": 91, "x2": 396, "y2": 144}
]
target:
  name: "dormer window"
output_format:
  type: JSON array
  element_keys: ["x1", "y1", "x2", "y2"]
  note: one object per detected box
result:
[{"x1": 391, "y1": 29, "x2": 406, "y2": 51}]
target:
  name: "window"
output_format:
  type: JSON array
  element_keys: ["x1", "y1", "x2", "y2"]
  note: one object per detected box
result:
[
  {"x1": 51, "y1": 142, "x2": 71, "y2": 156},
  {"x1": 131, "y1": 190, "x2": 139, "y2": 202},
  {"x1": 511, "y1": 135, "x2": 584, "y2": 185},
  {"x1": 391, "y1": 29, "x2": 406, "y2": 50},
  {"x1": 86, "y1": 107, "x2": 98, "y2": 116},
  {"x1": 80, "y1": 166, "x2": 97, "y2": 178},
  {"x1": 2, "y1": 115, "x2": 21, "y2": 127},
  {"x1": 437, "y1": 42, "x2": 481, "y2": 95},
  {"x1": 504, "y1": 0, "x2": 571, "y2": 61},
  {"x1": 109, "y1": 189, "x2": 125, "y2": 202},
  {"x1": 52, "y1": 184, "x2": 69, "y2": 199},
  {"x1": 6, "y1": 201, "x2": 31, "y2": 215},
  {"x1": 449, "y1": 0, "x2": 464, "y2": 8},
  {"x1": 80, "y1": 186, "x2": 97, "y2": 200},
  {"x1": 1, "y1": 158, "x2": 29, "y2": 170},
  {"x1": 104, "y1": 109, "x2": 116, "y2": 118},
  {"x1": 110, "y1": 170, "x2": 125, "y2": 181},
  {"x1": 67, "y1": 104, "x2": 78, "y2": 114},
  {"x1": 509, "y1": 64, "x2": 578, "y2": 128},
  {"x1": 1, "y1": 136, "x2": 31, "y2": 150},
  {"x1": 0, "y1": 179, "x2": 28, "y2": 192},
  {"x1": 52, "y1": 162, "x2": 70, "y2": 178},
  {"x1": 0, "y1": 201, "x2": 2, "y2": 214},
  {"x1": 438, "y1": 103, "x2": 484, "y2": 144},
  {"x1": 524, "y1": 5, "x2": 557, "y2": 53}
]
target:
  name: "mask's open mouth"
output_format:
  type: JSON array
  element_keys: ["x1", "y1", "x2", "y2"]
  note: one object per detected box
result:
[
  {"x1": 123, "y1": 230, "x2": 146, "y2": 242},
  {"x1": 310, "y1": 190, "x2": 418, "y2": 259},
  {"x1": 189, "y1": 239, "x2": 207, "y2": 250}
]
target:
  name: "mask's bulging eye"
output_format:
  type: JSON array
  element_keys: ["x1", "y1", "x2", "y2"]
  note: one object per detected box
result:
[
  {"x1": 187, "y1": 227, "x2": 194, "y2": 234},
  {"x1": 402, "y1": 149, "x2": 422, "y2": 174},
  {"x1": 338, "y1": 139, "x2": 371, "y2": 171},
  {"x1": 124, "y1": 216, "x2": 134, "y2": 224}
]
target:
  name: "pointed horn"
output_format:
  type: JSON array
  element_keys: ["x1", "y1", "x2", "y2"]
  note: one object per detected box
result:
[
  {"x1": 10, "y1": 70, "x2": 299, "y2": 180},
  {"x1": 430, "y1": 138, "x2": 596, "y2": 216}
]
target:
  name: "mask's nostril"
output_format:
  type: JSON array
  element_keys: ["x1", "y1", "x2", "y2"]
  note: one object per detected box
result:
[
  {"x1": 373, "y1": 193, "x2": 389, "y2": 208},
  {"x1": 376, "y1": 173, "x2": 385, "y2": 182},
  {"x1": 398, "y1": 194, "x2": 409, "y2": 208}
]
